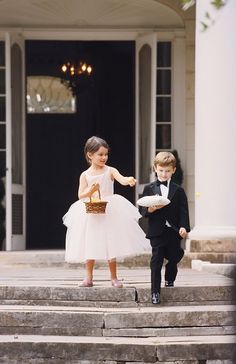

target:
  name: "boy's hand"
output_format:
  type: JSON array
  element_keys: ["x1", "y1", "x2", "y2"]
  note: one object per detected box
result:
[
  {"x1": 179, "y1": 227, "x2": 187, "y2": 238},
  {"x1": 148, "y1": 205, "x2": 165, "y2": 213},
  {"x1": 127, "y1": 176, "x2": 136, "y2": 187}
]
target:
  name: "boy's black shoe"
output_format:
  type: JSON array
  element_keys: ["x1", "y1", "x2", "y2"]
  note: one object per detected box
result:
[
  {"x1": 165, "y1": 281, "x2": 174, "y2": 287},
  {"x1": 151, "y1": 292, "x2": 161, "y2": 304}
]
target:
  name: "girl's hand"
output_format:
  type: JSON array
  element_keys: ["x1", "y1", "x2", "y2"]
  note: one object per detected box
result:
[
  {"x1": 111, "y1": 167, "x2": 136, "y2": 186},
  {"x1": 127, "y1": 176, "x2": 136, "y2": 187},
  {"x1": 88, "y1": 183, "x2": 100, "y2": 197},
  {"x1": 179, "y1": 227, "x2": 187, "y2": 238}
]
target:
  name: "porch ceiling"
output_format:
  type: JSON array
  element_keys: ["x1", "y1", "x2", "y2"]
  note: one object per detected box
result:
[{"x1": 0, "y1": 0, "x2": 185, "y2": 29}]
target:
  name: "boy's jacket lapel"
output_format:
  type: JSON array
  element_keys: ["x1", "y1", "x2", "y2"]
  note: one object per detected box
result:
[
  {"x1": 168, "y1": 182, "x2": 179, "y2": 200},
  {"x1": 150, "y1": 181, "x2": 179, "y2": 200}
]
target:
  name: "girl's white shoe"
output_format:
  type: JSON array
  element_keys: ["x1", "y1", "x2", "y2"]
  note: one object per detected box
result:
[
  {"x1": 111, "y1": 278, "x2": 123, "y2": 288},
  {"x1": 79, "y1": 278, "x2": 93, "y2": 287}
]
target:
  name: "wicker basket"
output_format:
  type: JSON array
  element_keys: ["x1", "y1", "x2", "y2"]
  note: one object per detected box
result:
[{"x1": 84, "y1": 185, "x2": 108, "y2": 214}]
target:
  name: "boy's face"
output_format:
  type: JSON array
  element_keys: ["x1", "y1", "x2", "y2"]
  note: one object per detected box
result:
[{"x1": 154, "y1": 164, "x2": 176, "y2": 182}]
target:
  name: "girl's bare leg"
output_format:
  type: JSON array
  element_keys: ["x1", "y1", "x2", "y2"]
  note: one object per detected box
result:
[
  {"x1": 85, "y1": 259, "x2": 95, "y2": 280},
  {"x1": 108, "y1": 259, "x2": 123, "y2": 288},
  {"x1": 80, "y1": 259, "x2": 95, "y2": 287},
  {"x1": 108, "y1": 259, "x2": 117, "y2": 280}
]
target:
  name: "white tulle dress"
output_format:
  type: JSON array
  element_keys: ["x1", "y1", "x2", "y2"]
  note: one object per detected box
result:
[{"x1": 63, "y1": 166, "x2": 150, "y2": 263}]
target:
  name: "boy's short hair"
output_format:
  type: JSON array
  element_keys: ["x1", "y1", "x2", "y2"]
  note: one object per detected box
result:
[{"x1": 154, "y1": 151, "x2": 176, "y2": 168}]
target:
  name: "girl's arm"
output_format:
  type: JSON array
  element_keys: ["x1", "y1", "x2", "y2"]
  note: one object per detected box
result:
[
  {"x1": 78, "y1": 172, "x2": 94, "y2": 199},
  {"x1": 110, "y1": 167, "x2": 136, "y2": 186}
]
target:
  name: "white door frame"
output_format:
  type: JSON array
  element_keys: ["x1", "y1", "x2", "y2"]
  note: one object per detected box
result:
[
  {"x1": 5, "y1": 31, "x2": 26, "y2": 250},
  {"x1": 4, "y1": 28, "x2": 185, "y2": 250},
  {"x1": 5, "y1": 32, "x2": 12, "y2": 251}
]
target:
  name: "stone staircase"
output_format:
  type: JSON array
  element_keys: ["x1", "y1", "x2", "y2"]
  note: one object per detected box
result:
[{"x1": 0, "y1": 260, "x2": 235, "y2": 363}]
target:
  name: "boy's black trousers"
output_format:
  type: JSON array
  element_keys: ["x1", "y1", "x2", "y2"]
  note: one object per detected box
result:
[{"x1": 150, "y1": 226, "x2": 184, "y2": 294}]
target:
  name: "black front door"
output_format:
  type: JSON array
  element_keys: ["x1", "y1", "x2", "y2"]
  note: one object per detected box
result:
[{"x1": 26, "y1": 40, "x2": 135, "y2": 249}]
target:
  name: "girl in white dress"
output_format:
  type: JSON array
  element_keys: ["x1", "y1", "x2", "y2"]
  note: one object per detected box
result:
[{"x1": 63, "y1": 136, "x2": 149, "y2": 287}]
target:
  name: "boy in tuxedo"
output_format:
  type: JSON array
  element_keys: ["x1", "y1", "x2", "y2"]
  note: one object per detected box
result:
[{"x1": 139, "y1": 152, "x2": 190, "y2": 304}]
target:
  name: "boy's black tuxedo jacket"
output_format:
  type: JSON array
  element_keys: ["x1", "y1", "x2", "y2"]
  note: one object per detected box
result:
[{"x1": 139, "y1": 180, "x2": 190, "y2": 239}]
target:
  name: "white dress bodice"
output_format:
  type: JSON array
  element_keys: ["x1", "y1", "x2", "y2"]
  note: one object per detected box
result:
[{"x1": 85, "y1": 166, "x2": 114, "y2": 199}]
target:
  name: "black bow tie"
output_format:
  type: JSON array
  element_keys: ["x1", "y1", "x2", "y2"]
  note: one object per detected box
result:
[{"x1": 156, "y1": 180, "x2": 168, "y2": 187}]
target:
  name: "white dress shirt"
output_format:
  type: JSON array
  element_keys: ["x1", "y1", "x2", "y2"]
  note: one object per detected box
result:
[{"x1": 159, "y1": 179, "x2": 171, "y2": 227}]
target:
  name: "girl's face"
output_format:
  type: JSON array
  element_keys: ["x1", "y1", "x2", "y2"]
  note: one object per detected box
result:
[
  {"x1": 87, "y1": 146, "x2": 108, "y2": 168},
  {"x1": 154, "y1": 165, "x2": 176, "y2": 182}
]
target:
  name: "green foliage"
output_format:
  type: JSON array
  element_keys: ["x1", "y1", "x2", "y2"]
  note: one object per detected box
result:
[
  {"x1": 181, "y1": 0, "x2": 227, "y2": 31},
  {"x1": 211, "y1": 0, "x2": 226, "y2": 9},
  {"x1": 181, "y1": 0, "x2": 226, "y2": 8}
]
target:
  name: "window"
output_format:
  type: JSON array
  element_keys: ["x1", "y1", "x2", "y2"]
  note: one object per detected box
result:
[
  {"x1": 156, "y1": 42, "x2": 172, "y2": 151},
  {"x1": 26, "y1": 76, "x2": 76, "y2": 114}
]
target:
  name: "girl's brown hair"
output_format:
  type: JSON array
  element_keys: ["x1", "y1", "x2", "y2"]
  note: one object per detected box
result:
[{"x1": 84, "y1": 136, "x2": 109, "y2": 164}]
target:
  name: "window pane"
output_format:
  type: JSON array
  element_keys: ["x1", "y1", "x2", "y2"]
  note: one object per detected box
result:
[
  {"x1": 0, "y1": 42, "x2": 4, "y2": 66},
  {"x1": 156, "y1": 70, "x2": 171, "y2": 95},
  {"x1": 0, "y1": 151, "x2": 6, "y2": 177},
  {"x1": 156, "y1": 124, "x2": 171, "y2": 149},
  {"x1": 11, "y1": 43, "x2": 23, "y2": 184},
  {"x1": 157, "y1": 42, "x2": 171, "y2": 67},
  {"x1": 27, "y1": 76, "x2": 76, "y2": 114},
  {"x1": 0, "y1": 70, "x2": 5, "y2": 94},
  {"x1": 12, "y1": 194, "x2": 23, "y2": 234},
  {"x1": 156, "y1": 97, "x2": 171, "y2": 122},
  {"x1": 0, "y1": 97, "x2": 5, "y2": 121},
  {"x1": 0, "y1": 125, "x2": 5, "y2": 149}
]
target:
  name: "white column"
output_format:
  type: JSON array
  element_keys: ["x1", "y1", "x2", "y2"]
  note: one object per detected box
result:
[{"x1": 190, "y1": 0, "x2": 236, "y2": 239}]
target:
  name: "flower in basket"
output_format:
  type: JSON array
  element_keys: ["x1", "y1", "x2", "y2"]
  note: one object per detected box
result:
[{"x1": 91, "y1": 197, "x2": 101, "y2": 202}]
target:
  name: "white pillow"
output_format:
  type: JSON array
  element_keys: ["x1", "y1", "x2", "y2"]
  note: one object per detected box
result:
[{"x1": 137, "y1": 195, "x2": 170, "y2": 207}]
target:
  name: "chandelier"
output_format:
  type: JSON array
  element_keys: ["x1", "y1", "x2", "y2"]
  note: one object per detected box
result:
[{"x1": 61, "y1": 61, "x2": 93, "y2": 96}]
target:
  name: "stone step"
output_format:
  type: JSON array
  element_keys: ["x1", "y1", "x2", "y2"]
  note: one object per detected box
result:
[
  {"x1": 103, "y1": 304, "x2": 236, "y2": 330},
  {"x1": 0, "y1": 285, "x2": 234, "y2": 307},
  {"x1": 2, "y1": 362, "x2": 230, "y2": 364},
  {"x1": 192, "y1": 260, "x2": 236, "y2": 279},
  {"x1": 0, "y1": 250, "x2": 153, "y2": 268},
  {"x1": 0, "y1": 250, "x2": 66, "y2": 266},
  {"x1": 104, "y1": 325, "x2": 236, "y2": 338},
  {"x1": 183, "y1": 252, "x2": 236, "y2": 265},
  {"x1": 0, "y1": 334, "x2": 235, "y2": 362},
  {"x1": 0, "y1": 304, "x2": 235, "y2": 336},
  {"x1": 1, "y1": 249, "x2": 236, "y2": 269},
  {"x1": 0, "y1": 250, "x2": 203, "y2": 268},
  {"x1": 0, "y1": 286, "x2": 136, "y2": 304},
  {"x1": 186, "y1": 239, "x2": 236, "y2": 253},
  {"x1": 136, "y1": 285, "x2": 235, "y2": 305}
]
